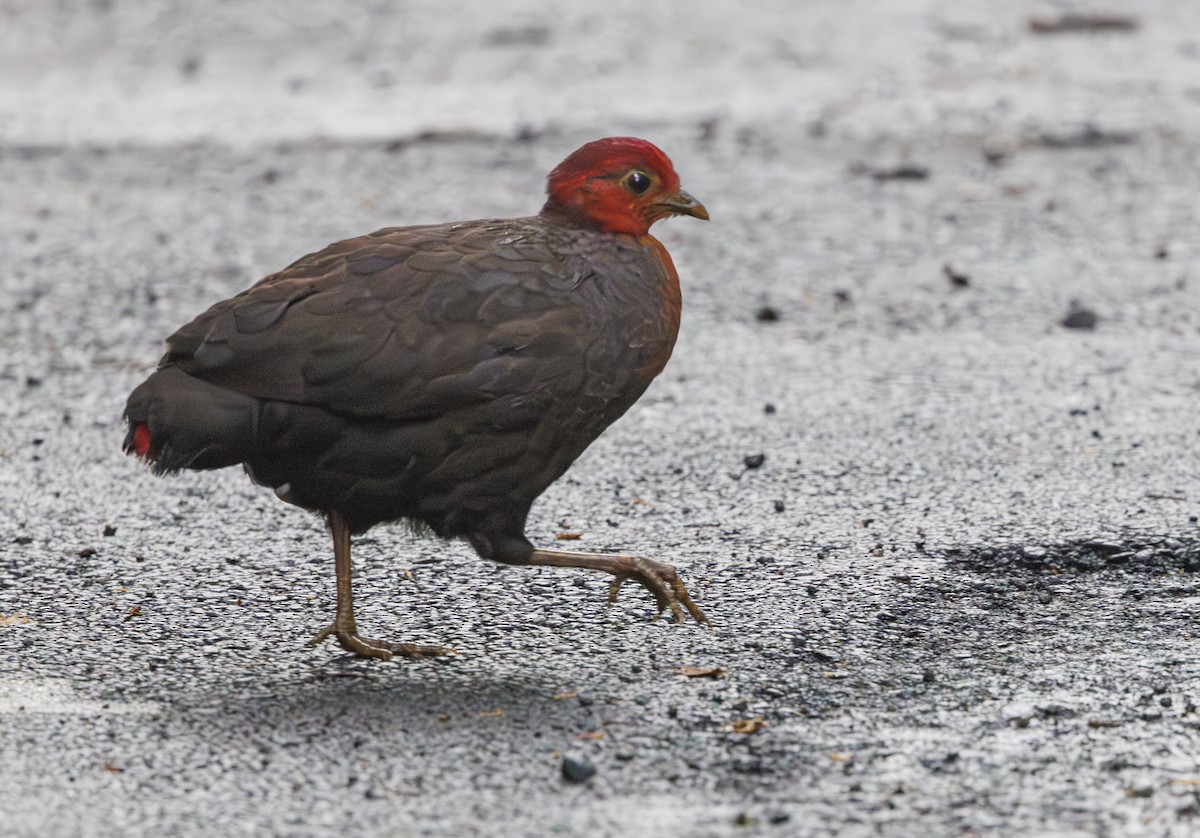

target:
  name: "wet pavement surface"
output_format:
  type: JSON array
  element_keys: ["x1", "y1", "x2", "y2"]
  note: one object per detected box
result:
[{"x1": 2, "y1": 1, "x2": 1200, "y2": 835}]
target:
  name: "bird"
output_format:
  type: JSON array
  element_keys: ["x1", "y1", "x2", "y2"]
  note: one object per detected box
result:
[{"x1": 123, "y1": 136, "x2": 709, "y2": 660}]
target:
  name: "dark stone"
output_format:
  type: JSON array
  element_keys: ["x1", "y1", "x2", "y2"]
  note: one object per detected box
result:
[
  {"x1": 561, "y1": 753, "x2": 596, "y2": 783},
  {"x1": 1062, "y1": 304, "x2": 1099, "y2": 330}
]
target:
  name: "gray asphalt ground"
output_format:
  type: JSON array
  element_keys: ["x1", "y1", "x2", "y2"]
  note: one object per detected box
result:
[{"x1": 3, "y1": 1, "x2": 1200, "y2": 835}]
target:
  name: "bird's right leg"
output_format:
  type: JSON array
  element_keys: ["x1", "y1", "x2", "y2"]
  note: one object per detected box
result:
[
  {"x1": 472, "y1": 533, "x2": 708, "y2": 625},
  {"x1": 308, "y1": 511, "x2": 454, "y2": 661},
  {"x1": 525, "y1": 548, "x2": 709, "y2": 624}
]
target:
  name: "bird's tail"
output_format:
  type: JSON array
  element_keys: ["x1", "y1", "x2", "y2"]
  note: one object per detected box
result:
[{"x1": 123, "y1": 367, "x2": 260, "y2": 474}]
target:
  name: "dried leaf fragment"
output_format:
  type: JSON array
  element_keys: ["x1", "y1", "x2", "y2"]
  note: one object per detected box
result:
[
  {"x1": 725, "y1": 717, "x2": 768, "y2": 734},
  {"x1": 679, "y1": 665, "x2": 727, "y2": 678},
  {"x1": 556, "y1": 532, "x2": 583, "y2": 541},
  {"x1": 0, "y1": 613, "x2": 35, "y2": 626}
]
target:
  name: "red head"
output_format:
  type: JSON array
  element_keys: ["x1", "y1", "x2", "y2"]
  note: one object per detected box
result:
[{"x1": 540, "y1": 137, "x2": 709, "y2": 236}]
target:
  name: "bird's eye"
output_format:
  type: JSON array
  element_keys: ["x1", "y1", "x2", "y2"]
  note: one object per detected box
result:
[{"x1": 624, "y1": 171, "x2": 652, "y2": 194}]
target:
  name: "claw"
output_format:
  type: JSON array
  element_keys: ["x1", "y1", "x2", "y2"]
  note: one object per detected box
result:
[
  {"x1": 608, "y1": 574, "x2": 631, "y2": 603},
  {"x1": 309, "y1": 623, "x2": 455, "y2": 661}
]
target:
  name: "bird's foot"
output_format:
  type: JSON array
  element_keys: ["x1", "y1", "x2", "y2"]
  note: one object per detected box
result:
[
  {"x1": 308, "y1": 624, "x2": 455, "y2": 661},
  {"x1": 526, "y1": 549, "x2": 708, "y2": 625},
  {"x1": 607, "y1": 555, "x2": 709, "y2": 625}
]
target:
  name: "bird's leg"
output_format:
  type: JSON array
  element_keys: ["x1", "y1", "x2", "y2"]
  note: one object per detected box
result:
[
  {"x1": 308, "y1": 511, "x2": 454, "y2": 661},
  {"x1": 525, "y1": 549, "x2": 709, "y2": 625}
]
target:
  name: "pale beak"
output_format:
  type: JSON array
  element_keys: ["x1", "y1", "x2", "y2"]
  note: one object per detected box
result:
[{"x1": 654, "y1": 189, "x2": 709, "y2": 221}]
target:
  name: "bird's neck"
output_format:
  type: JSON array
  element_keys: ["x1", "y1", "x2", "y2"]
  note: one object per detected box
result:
[{"x1": 538, "y1": 201, "x2": 649, "y2": 237}]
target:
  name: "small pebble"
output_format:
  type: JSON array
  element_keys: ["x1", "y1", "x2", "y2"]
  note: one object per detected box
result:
[
  {"x1": 744, "y1": 453, "x2": 766, "y2": 470},
  {"x1": 561, "y1": 753, "x2": 597, "y2": 783},
  {"x1": 1062, "y1": 304, "x2": 1099, "y2": 330}
]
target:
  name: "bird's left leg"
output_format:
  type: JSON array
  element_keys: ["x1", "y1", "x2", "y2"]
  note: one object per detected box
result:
[{"x1": 309, "y1": 511, "x2": 454, "y2": 660}]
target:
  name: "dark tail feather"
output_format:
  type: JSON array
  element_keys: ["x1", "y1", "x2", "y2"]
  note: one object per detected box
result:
[{"x1": 123, "y1": 367, "x2": 261, "y2": 474}]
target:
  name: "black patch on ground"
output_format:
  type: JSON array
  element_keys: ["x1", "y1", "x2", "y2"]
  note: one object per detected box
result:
[{"x1": 944, "y1": 538, "x2": 1200, "y2": 575}]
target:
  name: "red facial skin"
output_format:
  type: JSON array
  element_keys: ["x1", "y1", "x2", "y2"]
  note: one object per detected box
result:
[{"x1": 540, "y1": 137, "x2": 691, "y2": 236}]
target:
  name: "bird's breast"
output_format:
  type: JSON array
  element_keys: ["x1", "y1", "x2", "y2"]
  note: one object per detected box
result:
[{"x1": 631, "y1": 234, "x2": 682, "y2": 383}]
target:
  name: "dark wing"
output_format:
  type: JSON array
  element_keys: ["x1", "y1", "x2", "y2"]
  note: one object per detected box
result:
[{"x1": 162, "y1": 219, "x2": 591, "y2": 424}]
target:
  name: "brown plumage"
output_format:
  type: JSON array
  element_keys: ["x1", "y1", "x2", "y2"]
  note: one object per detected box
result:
[{"x1": 124, "y1": 137, "x2": 709, "y2": 659}]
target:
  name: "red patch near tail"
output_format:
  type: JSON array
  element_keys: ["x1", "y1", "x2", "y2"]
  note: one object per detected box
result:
[{"x1": 132, "y1": 423, "x2": 152, "y2": 458}]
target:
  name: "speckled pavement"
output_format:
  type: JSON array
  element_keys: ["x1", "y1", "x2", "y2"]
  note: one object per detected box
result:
[{"x1": 2, "y1": 2, "x2": 1199, "y2": 835}]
